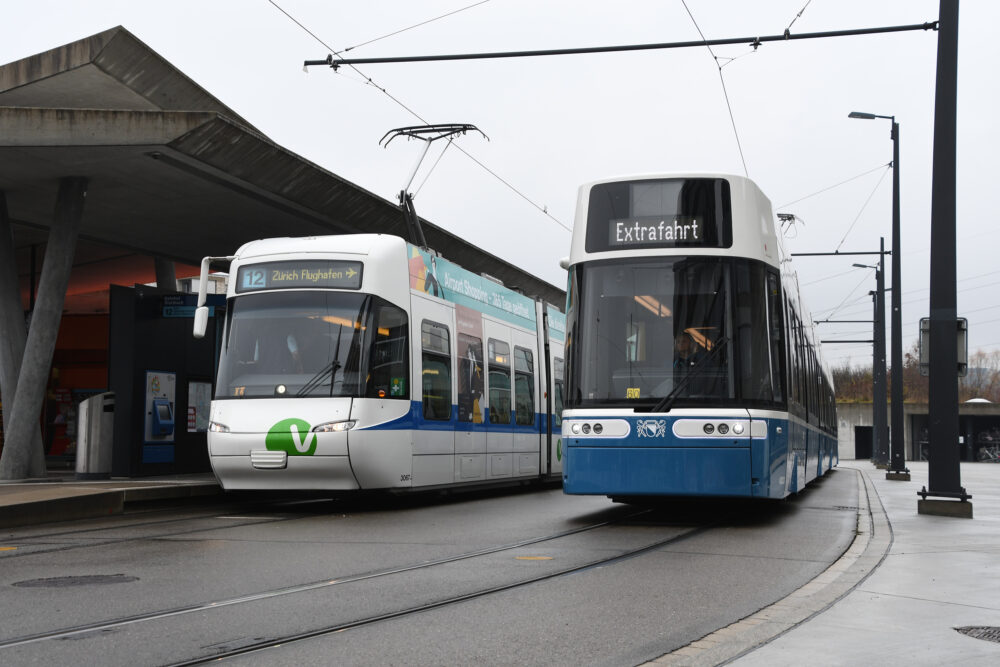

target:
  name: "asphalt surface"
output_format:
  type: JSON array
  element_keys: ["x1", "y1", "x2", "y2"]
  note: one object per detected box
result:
[{"x1": 1, "y1": 461, "x2": 996, "y2": 666}]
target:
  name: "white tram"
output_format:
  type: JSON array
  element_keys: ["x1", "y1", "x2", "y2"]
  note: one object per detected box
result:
[
  {"x1": 192, "y1": 234, "x2": 566, "y2": 491},
  {"x1": 561, "y1": 174, "x2": 837, "y2": 500}
]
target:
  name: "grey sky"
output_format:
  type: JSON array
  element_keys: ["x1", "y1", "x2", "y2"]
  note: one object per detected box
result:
[{"x1": 3, "y1": 0, "x2": 997, "y2": 369}]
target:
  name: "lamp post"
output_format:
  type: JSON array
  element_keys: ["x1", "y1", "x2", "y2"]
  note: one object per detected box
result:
[
  {"x1": 853, "y1": 238, "x2": 888, "y2": 467},
  {"x1": 849, "y1": 111, "x2": 908, "y2": 479}
]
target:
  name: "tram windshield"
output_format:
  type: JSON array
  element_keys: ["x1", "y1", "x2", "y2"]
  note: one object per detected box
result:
[
  {"x1": 215, "y1": 291, "x2": 408, "y2": 400},
  {"x1": 565, "y1": 257, "x2": 781, "y2": 409}
]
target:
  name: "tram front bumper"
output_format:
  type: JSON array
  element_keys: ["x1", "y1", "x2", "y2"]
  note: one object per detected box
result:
[
  {"x1": 208, "y1": 430, "x2": 359, "y2": 491},
  {"x1": 563, "y1": 446, "x2": 752, "y2": 497},
  {"x1": 209, "y1": 453, "x2": 361, "y2": 490}
]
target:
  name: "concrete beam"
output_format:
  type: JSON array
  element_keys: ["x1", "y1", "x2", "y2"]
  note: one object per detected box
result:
[
  {"x1": 0, "y1": 108, "x2": 217, "y2": 147},
  {"x1": 0, "y1": 26, "x2": 254, "y2": 130},
  {"x1": 0, "y1": 177, "x2": 87, "y2": 480}
]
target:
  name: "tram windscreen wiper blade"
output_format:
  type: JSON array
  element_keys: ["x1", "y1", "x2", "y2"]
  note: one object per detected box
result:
[
  {"x1": 297, "y1": 323, "x2": 344, "y2": 397},
  {"x1": 644, "y1": 336, "x2": 729, "y2": 414}
]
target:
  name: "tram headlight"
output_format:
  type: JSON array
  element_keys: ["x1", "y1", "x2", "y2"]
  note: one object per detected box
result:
[
  {"x1": 593, "y1": 423, "x2": 603, "y2": 434},
  {"x1": 313, "y1": 420, "x2": 357, "y2": 433},
  {"x1": 208, "y1": 421, "x2": 230, "y2": 433},
  {"x1": 582, "y1": 423, "x2": 591, "y2": 434},
  {"x1": 571, "y1": 423, "x2": 581, "y2": 435},
  {"x1": 718, "y1": 423, "x2": 730, "y2": 435},
  {"x1": 703, "y1": 423, "x2": 715, "y2": 435},
  {"x1": 732, "y1": 423, "x2": 745, "y2": 435}
]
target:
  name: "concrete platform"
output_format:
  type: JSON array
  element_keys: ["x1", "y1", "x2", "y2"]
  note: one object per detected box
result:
[
  {"x1": 0, "y1": 473, "x2": 221, "y2": 529},
  {"x1": 650, "y1": 461, "x2": 1000, "y2": 666}
]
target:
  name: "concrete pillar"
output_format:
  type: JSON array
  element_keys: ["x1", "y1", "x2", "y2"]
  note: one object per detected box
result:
[
  {"x1": 0, "y1": 178, "x2": 87, "y2": 480},
  {"x1": 0, "y1": 193, "x2": 47, "y2": 466},
  {"x1": 0, "y1": 193, "x2": 26, "y2": 432},
  {"x1": 154, "y1": 256, "x2": 176, "y2": 291}
]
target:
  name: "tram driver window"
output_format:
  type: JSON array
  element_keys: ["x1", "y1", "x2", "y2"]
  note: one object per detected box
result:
[{"x1": 366, "y1": 303, "x2": 409, "y2": 399}]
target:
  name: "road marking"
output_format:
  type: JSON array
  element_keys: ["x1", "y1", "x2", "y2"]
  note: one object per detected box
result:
[{"x1": 515, "y1": 556, "x2": 553, "y2": 561}]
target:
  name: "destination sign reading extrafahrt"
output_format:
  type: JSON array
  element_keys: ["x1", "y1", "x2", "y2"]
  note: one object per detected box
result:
[
  {"x1": 608, "y1": 215, "x2": 704, "y2": 248},
  {"x1": 236, "y1": 260, "x2": 364, "y2": 293}
]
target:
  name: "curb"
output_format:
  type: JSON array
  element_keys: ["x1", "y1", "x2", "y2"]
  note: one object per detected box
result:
[
  {"x1": 645, "y1": 466, "x2": 892, "y2": 666},
  {"x1": 0, "y1": 483, "x2": 222, "y2": 530},
  {"x1": 0, "y1": 491, "x2": 124, "y2": 529}
]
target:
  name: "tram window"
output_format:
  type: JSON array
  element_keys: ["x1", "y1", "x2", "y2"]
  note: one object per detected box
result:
[
  {"x1": 366, "y1": 302, "x2": 409, "y2": 400},
  {"x1": 553, "y1": 357, "x2": 565, "y2": 427},
  {"x1": 514, "y1": 347, "x2": 535, "y2": 426},
  {"x1": 766, "y1": 272, "x2": 786, "y2": 403},
  {"x1": 734, "y1": 262, "x2": 773, "y2": 403},
  {"x1": 488, "y1": 338, "x2": 511, "y2": 424},
  {"x1": 421, "y1": 321, "x2": 452, "y2": 420},
  {"x1": 458, "y1": 334, "x2": 484, "y2": 423}
]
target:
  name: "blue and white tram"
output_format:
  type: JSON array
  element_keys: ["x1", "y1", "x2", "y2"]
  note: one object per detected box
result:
[
  {"x1": 192, "y1": 234, "x2": 566, "y2": 491},
  {"x1": 561, "y1": 174, "x2": 837, "y2": 500}
]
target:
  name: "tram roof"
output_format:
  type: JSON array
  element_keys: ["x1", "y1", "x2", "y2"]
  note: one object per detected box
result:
[{"x1": 0, "y1": 26, "x2": 565, "y2": 309}]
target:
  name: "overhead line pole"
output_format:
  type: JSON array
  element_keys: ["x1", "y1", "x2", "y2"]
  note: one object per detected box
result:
[
  {"x1": 921, "y1": 0, "x2": 970, "y2": 517},
  {"x1": 791, "y1": 247, "x2": 888, "y2": 467},
  {"x1": 305, "y1": 22, "x2": 938, "y2": 68}
]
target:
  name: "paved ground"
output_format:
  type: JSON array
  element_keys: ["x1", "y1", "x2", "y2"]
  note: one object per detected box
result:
[
  {"x1": 2, "y1": 461, "x2": 997, "y2": 665},
  {"x1": 652, "y1": 461, "x2": 1000, "y2": 666}
]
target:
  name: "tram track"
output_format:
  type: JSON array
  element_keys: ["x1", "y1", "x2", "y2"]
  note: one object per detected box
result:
[
  {"x1": 165, "y1": 522, "x2": 713, "y2": 666},
  {"x1": 0, "y1": 503, "x2": 307, "y2": 560},
  {"x1": 0, "y1": 507, "x2": 669, "y2": 654}
]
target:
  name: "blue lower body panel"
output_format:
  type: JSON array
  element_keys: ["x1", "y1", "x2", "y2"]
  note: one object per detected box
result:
[{"x1": 564, "y1": 447, "x2": 752, "y2": 497}]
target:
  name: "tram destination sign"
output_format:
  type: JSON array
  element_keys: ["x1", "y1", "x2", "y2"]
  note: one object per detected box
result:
[
  {"x1": 585, "y1": 178, "x2": 732, "y2": 252},
  {"x1": 235, "y1": 260, "x2": 364, "y2": 293},
  {"x1": 607, "y1": 215, "x2": 705, "y2": 248}
]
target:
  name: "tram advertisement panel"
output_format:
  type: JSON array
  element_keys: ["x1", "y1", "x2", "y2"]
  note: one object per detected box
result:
[{"x1": 407, "y1": 245, "x2": 537, "y2": 329}]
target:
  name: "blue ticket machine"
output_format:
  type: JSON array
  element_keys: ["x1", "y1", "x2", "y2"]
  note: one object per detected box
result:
[{"x1": 151, "y1": 397, "x2": 175, "y2": 436}]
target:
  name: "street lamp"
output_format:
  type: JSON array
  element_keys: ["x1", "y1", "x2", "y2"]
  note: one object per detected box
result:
[
  {"x1": 852, "y1": 241, "x2": 888, "y2": 467},
  {"x1": 849, "y1": 110, "x2": 906, "y2": 478}
]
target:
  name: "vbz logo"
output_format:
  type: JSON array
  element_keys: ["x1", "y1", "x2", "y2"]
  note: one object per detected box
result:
[{"x1": 266, "y1": 418, "x2": 318, "y2": 456}]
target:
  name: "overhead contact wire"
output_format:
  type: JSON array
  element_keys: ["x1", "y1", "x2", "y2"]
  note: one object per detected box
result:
[
  {"x1": 681, "y1": 0, "x2": 750, "y2": 177},
  {"x1": 269, "y1": 1, "x2": 571, "y2": 232}
]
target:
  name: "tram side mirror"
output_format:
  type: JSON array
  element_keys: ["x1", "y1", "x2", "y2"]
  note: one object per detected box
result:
[
  {"x1": 559, "y1": 257, "x2": 570, "y2": 270},
  {"x1": 193, "y1": 306, "x2": 209, "y2": 339}
]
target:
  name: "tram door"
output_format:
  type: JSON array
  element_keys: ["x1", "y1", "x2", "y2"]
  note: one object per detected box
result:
[
  {"x1": 484, "y1": 320, "x2": 515, "y2": 479},
  {"x1": 455, "y1": 305, "x2": 487, "y2": 483},
  {"x1": 547, "y1": 349, "x2": 565, "y2": 478},
  {"x1": 512, "y1": 329, "x2": 541, "y2": 477},
  {"x1": 411, "y1": 295, "x2": 456, "y2": 487}
]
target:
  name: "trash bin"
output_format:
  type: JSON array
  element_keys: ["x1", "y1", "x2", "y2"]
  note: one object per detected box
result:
[{"x1": 75, "y1": 392, "x2": 114, "y2": 479}]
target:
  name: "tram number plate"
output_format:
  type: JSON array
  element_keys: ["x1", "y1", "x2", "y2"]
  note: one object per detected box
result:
[{"x1": 626, "y1": 387, "x2": 640, "y2": 399}]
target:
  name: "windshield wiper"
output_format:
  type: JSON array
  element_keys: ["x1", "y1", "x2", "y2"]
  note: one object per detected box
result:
[
  {"x1": 297, "y1": 323, "x2": 344, "y2": 397},
  {"x1": 640, "y1": 336, "x2": 730, "y2": 414}
]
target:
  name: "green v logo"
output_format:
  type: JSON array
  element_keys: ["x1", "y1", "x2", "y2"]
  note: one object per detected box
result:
[{"x1": 266, "y1": 418, "x2": 318, "y2": 456}]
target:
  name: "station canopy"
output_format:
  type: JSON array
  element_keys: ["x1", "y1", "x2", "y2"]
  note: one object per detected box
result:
[{"x1": 0, "y1": 26, "x2": 565, "y2": 311}]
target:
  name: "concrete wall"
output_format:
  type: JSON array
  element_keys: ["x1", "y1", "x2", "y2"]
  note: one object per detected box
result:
[{"x1": 836, "y1": 401, "x2": 1000, "y2": 461}]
